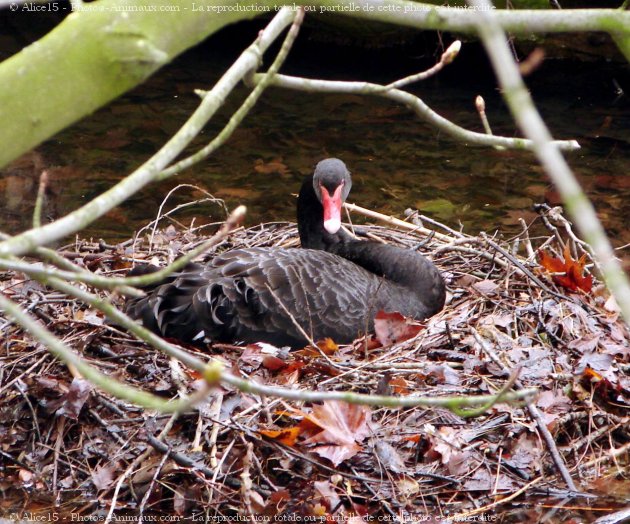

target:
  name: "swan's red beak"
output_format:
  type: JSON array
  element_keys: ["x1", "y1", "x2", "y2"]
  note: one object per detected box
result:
[{"x1": 320, "y1": 183, "x2": 344, "y2": 234}]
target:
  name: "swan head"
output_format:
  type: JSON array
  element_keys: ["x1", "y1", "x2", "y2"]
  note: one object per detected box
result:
[{"x1": 313, "y1": 158, "x2": 352, "y2": 234}]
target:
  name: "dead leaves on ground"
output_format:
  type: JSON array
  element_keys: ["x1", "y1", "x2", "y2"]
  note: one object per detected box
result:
[{"x1": 2, "y1": 222, "x2": 630, "y2": 518}]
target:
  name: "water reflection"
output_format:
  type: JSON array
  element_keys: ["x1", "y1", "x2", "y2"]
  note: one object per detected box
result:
[{"x1": 0, "y1": 33, "x2": 628, "y2": 251}]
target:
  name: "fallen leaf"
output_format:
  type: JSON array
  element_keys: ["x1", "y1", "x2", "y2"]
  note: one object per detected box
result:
[
  {"x1": 425, "y1": 364, "x2": 460, "y2": 386},
  {"x1": 538, "y1": 244, "x2": 593, "y2": 293},
  {"x1": 262, "y1": 355, "x2": 287, "y2": 371},
  {"x1": 55, "y1": 378, "x2": 92, "y2": 420},
  {"x1": 577, "y1": 352, "x2": 614, "y2": 373},
  {"x1": 389, "y1": 376, "x2": 410, "y2": 395},
  {"x1": 396, "y1": 476, "x2": 421, "y2": 497},
  {"x1": 317, "y1": 338, "x2": 339, "y2": 355},
  {"x1": 92, "y1": 464, "x2": 116, "y2": 491},
  {"x1": 301, "y1": 401, "x2": 372, "y2": 466},
  {"x1": 464, "y1": 468, "x2": 518, "y2": 491},
  {"x1": 472, "y1": 279, "x2": 500, "y2": 296},
  {"x1": 374, "y1": 311, "x2": 423, "y2": 346},
  {"x1": 568, "y1": 334, "x2": 601, "y2": 353},
  {"x1": 373, "y1": 441, "x2": 407, "y2": 474},
  {"x1": 259, "y1": 427, "x2": 301, "y2": 447}
]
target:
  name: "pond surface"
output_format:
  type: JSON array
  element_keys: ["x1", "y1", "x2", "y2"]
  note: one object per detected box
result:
[{"x1": 1, "y1": 21, "x2": 629, "y2": 255}]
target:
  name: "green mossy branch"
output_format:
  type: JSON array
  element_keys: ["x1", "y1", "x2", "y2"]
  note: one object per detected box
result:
[{"x1": 0, "y1": 0, "x2": 264, "y2": 168}]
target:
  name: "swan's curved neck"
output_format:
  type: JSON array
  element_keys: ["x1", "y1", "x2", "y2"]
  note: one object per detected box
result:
[
  {"x1": 297, "y1": 175, "x2": 351, "y2": 250},
  {"x1": 297, "y1": 174, "x2": 445, "y2": 317},
  {"x1": 330, "y1": 241, "x2": 445, "y2": 316}
]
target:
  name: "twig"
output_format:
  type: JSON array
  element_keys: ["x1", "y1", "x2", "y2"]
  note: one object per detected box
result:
[
  {"x1": 475, "y1": 95, "x2": 495, "y2": 138},
  {"x1": 471, "y1": 328, "x2": 577, "y2": 491},
  {"x1": 0, "y1": 205, "x2": 246, "y2": 298},
  {"x1": 447, "y1": 476, "x2": 543, "y2": 521},
  {"x1": 344, "y1": 202, "x2": 452, "y2": 242},
  {"x1": 104, "y1": 413, "x2": 180, "y2": 524},
  {"x1": 251, "y1": 72, "x2": 580, "y2": 152},
  {"x1": 32, "y1": 170, "x2": 48, "y2": 229},
  {"x1": 381, "y1": 40, "x2": 461, "y2": 90},
  {"x1": 137, "y1": 451, "x2": 169, "y2": 524},
  {"x1": 480, "y1": 232, "x2": 570, "y2": 302}
]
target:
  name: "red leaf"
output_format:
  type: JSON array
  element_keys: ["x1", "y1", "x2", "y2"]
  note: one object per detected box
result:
[
  {"x1": 538, "y1": 244, "x2": 593, "y2": 293},
  {"x1": 374, "y1": 311, "x2": 423, "y2": 346},
  {"x1": 262, "y1": 355, "x2": 287, "y2": 371}
]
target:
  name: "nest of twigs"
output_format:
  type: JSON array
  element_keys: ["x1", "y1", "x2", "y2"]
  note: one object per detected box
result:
[{"x1": 1, "y1": 206, "x2": 629, "y2": 521}]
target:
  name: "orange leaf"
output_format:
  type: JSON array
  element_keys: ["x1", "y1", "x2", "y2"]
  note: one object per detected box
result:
[
  {"x1": 317, "y1": 338, "x2": 339, "y2": 355},
  {"x1": 581, "y1": 366, "x2": 604, "y2": 382},
  {"x1": 538, "y1": 245, "x2": 593, "y2": 293},
  {"x1": 389, "y1": 376, "x2": 410, "y2": 395},
  {"x1": 259, "y1": 427, "x2": 301, "y2": 446}
]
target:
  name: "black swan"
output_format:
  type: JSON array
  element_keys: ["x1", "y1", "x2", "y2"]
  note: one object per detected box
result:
[{"x1": 125, "y1": 159, "x2": 446, "y2": 348}]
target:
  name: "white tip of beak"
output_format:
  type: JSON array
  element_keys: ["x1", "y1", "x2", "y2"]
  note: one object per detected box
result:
[{"x1": 324, "y1": 217, "x2": 341, "y2": 234}]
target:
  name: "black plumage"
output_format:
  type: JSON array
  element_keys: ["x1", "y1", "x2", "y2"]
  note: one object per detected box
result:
[{"x1": 125, "y1": 158, "x2": 446, "y2": 348}]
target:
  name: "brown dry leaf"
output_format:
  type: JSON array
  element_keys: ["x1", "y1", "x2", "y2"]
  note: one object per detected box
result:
[
  {"x1": 578, "y1": 366, "x2": 629, "y2": 412},
  {"x1": 508, "y1": 433, "x2": 542, "y2": 472},
  {"x1": 55, "y1": 377, "x2": 92, "y2": 420},
  {"x1": 301, "y1": 401, "x2": 372, "y2": 466},
  {"x1": 110, "y1": 255, "x2": 133, "y2": 271},
  {"x1": 262, "y1": 355, "x2": 287, "y2": 371},
  {"x1": 429, "y1": 426, "x2": 465, "y2": 463},
  {"x1": 240, "y1": 343, "x2": 277, "y2": 369},
  {"x1": 173, "y1": 490, "x2": 188, "y2": 516},
  {"x1": 374, "y1": 311, "x2": 423, "y2": 346},
  {"x1": 463, "y1": 468, "x2": 518, "y2": 491},
  {"x1": 577, "y1": 352, "x2": 614, "y2": 373},
  {"x1": 373, "y1": 440, "x2": 407, "y2": 474},
  {"x1": 480, "y1": 312, "x2": 513, "y2": 328},
  {"x1": 568, "y1": 334, "x2": 601, "y2": 353},
  {"x1": 91, "y1": 464, "x2": 116, "y2": 491},
  {"x1": 601, "y1": 343, "x2": 630, "y2": 359},
  {"x1": 313, "y1": 480, "x2": 341, "y2": 513},
  {"x1": 536, "y1": 389, "x2": 573, "y2": 427},
  {"x1": 396, "y1": 476, "x2": 421, "y2": 497},
  {"x1": 472, "y1": 279, "x2": 500, "y2": 296},
  {"x1": 426, "y1": 364, "x2": 460, "y2": 386},
  {"x1": 507, "y1": 346, "x2": 554, "y2": 381}
]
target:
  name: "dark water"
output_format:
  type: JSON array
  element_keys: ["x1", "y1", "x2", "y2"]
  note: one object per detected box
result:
[{"x1": 1, "y1": 19, "x2": 629, "y2": 252}]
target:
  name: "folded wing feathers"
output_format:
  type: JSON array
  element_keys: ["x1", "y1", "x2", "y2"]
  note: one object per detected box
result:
[{"x1": 126, "y1": 248, "x2": 389, "y2": 346}]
